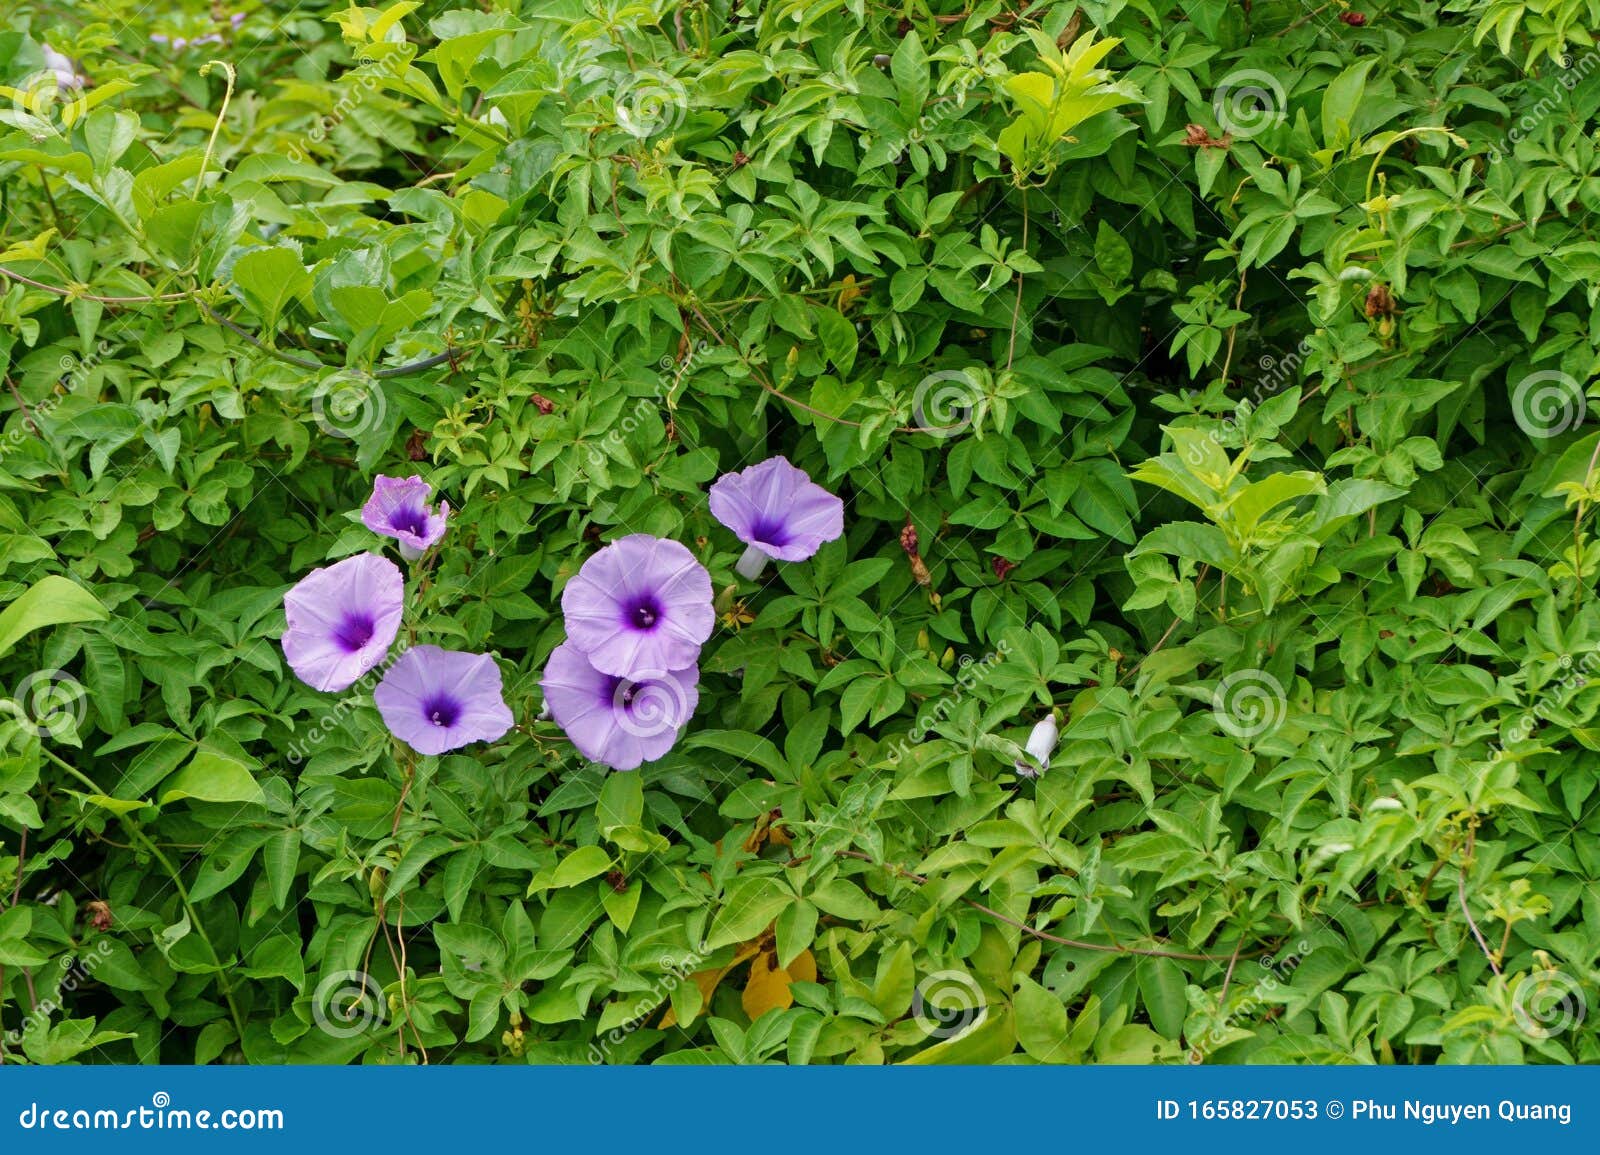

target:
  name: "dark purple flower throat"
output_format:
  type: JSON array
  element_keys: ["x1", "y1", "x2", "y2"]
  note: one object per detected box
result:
[
  {"x1": 423, "y1": 694, "x2": 461, "y2": 728},
  {"x1": 334, "y1": 613, "x2": 376, "y2": 653},
  {"x1": 628, "y1": 597, "x2": 662, "y2": 630}
]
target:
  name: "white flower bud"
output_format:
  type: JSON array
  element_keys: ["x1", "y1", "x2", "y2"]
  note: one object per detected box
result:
[{"x1": 1014, "y1": 713, "x2": 1058, "y2": 778}]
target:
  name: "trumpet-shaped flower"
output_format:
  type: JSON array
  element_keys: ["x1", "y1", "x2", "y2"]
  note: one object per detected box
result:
[
  {"x1": 541, "y1": 641, "x2": 698, "y2": 771},
  {"x1": 361, "y1": 474, "x2": 450, "y2": 561},
  {"x1": 374, "y1": 645, "x2": 514, "y2": 755},
  {"x1": 708, "y1": 456, "x2": 844, "y2": 579},
  {"x1": 560, "y1": 534, "x2": 713, "y2": 678},
  {"x1": 281, "y1": 553, "x2": 404, "y2": 692}
]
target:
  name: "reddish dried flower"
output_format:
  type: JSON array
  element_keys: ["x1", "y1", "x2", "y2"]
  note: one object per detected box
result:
[
  {"x1": 1181, "y1": 123, "x2": 1231, "y2": 149},
  {"x1": 86, "y1": 900, "x2": 113, "y2": 931},
  {"x1": 900, "y1": 518, "x2": 920, "y2": 558},
  {"x1": 901, "y1": 516, "x2": 932, "y2": 587},
  {"x1": 405, "y1": 428, "x2": 429, "y2": 461},
  {"x1": 531, "y1": 393, "x2": 555, "y2": 415},
  {"x1": 992, "y1": 556, "x2": 1017, "y2": 581},
  {"x1": 1340, "y1": 11, "x2": 1367, "y2": 24}
]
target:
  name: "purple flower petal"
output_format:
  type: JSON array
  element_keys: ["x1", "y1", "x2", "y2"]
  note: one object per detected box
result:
[
  {"x1": 560, "y1": 534, "x2": 714, "y2": 678},
  {"x1": 374, "y1": 645, "x2": 514, "y2": 756},
  {"x1": 708, "y1": 456, "x2": 844, "y2": 563},
  {"x1": 282, "y1": 553, "x2": 404, "y2": 692},
  {"x1": 361, "y1": 474, "x2": 449, "y2": 560},
  {"x1": 541, "y1": 641, "x2": 698, "y2": 771}
]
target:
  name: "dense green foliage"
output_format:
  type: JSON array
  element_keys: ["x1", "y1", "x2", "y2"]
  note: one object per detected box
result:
[{"x1": 1, "y1": 0, "x2": 1598, "y2": 1065}]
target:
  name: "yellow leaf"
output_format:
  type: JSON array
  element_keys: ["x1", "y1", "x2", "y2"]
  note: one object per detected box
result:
[
  {"x1": 1002, "y1": 72, "x2": 1055, "y2": 128},
  {"x1": 370, "y1": 1, "x2": 421, "y2": 42},
  {"x1": 0, "y1": 229, "x2": 57, "y2": 263},
  {"x1": 741, "y1": 951, "x2": 795, "y2": 1020},
  {"x1": 658, "y1": 940, "x2": 760, "y2": 1029},
  {"x1": 1065, "y1": 34, "x2": 1121, "y2": 84},
  {"x1": 836, "y1": 274, "x2": 867, "y2": 313}
]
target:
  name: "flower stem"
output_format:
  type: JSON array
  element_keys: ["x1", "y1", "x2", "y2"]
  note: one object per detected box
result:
[
  {"x1": 735, "y1": 544, "x2": 770, "y2": 580},
  {"x1": 39, "y1": 747, "x2": 248, "y2": 1041},
  {"x1": 193, "y1": 61, "x2": 236, "y2": 200}
]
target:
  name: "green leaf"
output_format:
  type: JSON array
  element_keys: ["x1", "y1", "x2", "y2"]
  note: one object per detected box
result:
[
  {"x1": 231, "y1": 247, "x2": 311, "y2": 333},
  {"x1": 547, "y1": 845, "x2": 613, "y2": 890},
  {"x1": 1015, "y1": 976, "x2": 1071, "y2": 1062},
  {"x1": 159, "y1": 742, "x2": 264, "y2": 806},
  {"x1": 0, "y1": 576, "x2": 107, "y2": 660}
]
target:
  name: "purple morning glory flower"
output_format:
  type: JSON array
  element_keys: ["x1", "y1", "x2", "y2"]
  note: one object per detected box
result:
[
  {"x1": 541, "y1": 641, "x2": 698, "y2": 771},
  {"x1": 282, "y1": 553, "x2": 404, "y2": 692},
  {"x1": 708, "y1": 456, "x2": 845, "y2": 579},
  {"x1": 561, "y1": 534, "x2": 714, "y2": 678},
  {"x1": 374, "y1": 645, "x2": 514, "y2": 756},
  {"x1": 40, "y1": 45, "x2": 83, "y2": 89},
  {"x1": 361, "y1": 474, "x2": 449, "y2": 561}
]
